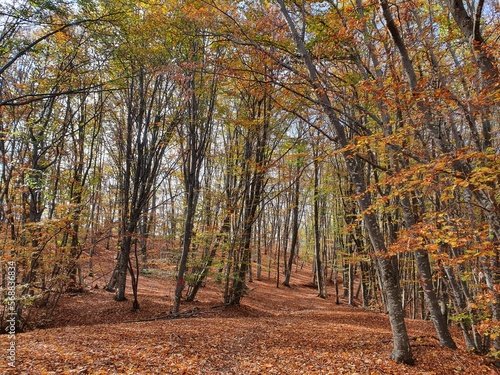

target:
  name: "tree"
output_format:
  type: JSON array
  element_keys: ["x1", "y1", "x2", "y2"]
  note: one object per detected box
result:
[
  {"x1": 311, "y1": 137, "x2": 327, "y2": 299},
  {"x1": 103, "y1": 1, "x2": 184, "y2": 308},
  {"x1": 225, "y1": 90, "x2": 272, "y2": 305},
  {"x1": 172, "y1": 35, "x2": 219, "y2": 316},
  {"x1": 276, "y1": 0, "x2": 414, "y2": 364},
  {"x1": 283, "y1": 138, "x2": 305, "y2": 287}
]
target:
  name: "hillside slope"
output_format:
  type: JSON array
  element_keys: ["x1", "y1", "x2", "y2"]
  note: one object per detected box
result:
[{"x1": 3, "y1": 251, "x2": 497, "y2": 375}]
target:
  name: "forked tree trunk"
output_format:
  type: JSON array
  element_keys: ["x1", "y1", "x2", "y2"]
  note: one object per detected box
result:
[
  {"x1": 172, "y1": 57, "x2": 217, "y2": 314},
  {"x1": 228, "y1": 96, "x2": 269, "y2": 305}
]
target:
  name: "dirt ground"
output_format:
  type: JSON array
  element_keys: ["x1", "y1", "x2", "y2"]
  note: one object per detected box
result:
[{"x1": 2, "y1": 248, "x2": 498, "y2": 374}]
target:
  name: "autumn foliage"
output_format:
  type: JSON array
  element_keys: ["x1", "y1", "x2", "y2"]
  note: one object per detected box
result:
[{"x1": 1, "y1": 0, "x2": 499, "y2": 370}]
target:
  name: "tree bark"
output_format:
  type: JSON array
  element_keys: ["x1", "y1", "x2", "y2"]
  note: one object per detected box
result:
[
  {"x1": 173, "y1": 182, "x2": 197, "y2": 315},
  {"x1": 172, "y1": 66, "x2": 215, "y2": 315},
  {"x1": 283, "y1": 166, "x2": 300, "y2": 287},
  {"x1": 277, "y1": 0, "x2": 414, "y2": 363},
  {"x1": 313, "y1": 155, "x2": 327, "y2": 298}
]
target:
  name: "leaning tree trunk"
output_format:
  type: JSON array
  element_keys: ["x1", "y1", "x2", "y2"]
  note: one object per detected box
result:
[
  {"x1": 348, "y1": 157, "x2": 414, "y2": 364},
  {"x1": 186, "y1": 214, "x2": 230, "y2": 302},
  {"x1": 172, "y1": 180, "x2": 198, "y2": 315},
  {"x1": 277, "y1": 0, "x2": 414, "y2": 363},
  {"x1": 400, "y1": 194, "x2": 457, "y2": 349}
]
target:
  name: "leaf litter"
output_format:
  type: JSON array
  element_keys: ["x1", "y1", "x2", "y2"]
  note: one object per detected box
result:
[{"x1": 2, "y1": 250, "x2": 497, "y2": 375}]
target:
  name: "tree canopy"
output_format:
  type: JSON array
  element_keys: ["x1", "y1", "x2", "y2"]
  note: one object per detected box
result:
[{"x1": 1, "y1": 0, "x2": 499, "y2": 366}]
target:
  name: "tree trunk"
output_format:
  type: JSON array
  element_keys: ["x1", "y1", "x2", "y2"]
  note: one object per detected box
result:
[
  {"x1": 115, "y1": 236, "x2": 131, "y2": 301},
  {"x1": 228, "y1": 96, "x2": 269, "y2": 305},
  {"x1": 172, "y1": 56, "x2": 216, "y2": 314},
  {"x1": 284, "y1": 168, "x2": 300, "y2": 287},
  {"x1": 400, "y1": 195, "x2": 457, "y2": 348},
  {"x1": 277, "y1": 0, "x2": 414, "y2": 363},
  {"x1": 185, "y1": 215, "x2": 230, "y2": 302},
  {"x1": 313, "y1": 156, "x2": 327, "y2": 298},
  {"x1": 172, "y1": 184, "x2": 197, "y2": 315}
]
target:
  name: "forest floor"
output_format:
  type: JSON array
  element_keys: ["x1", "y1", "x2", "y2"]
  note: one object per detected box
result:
[{"x1": 2, "y1": 248, "x2": 499, "y2": 375}]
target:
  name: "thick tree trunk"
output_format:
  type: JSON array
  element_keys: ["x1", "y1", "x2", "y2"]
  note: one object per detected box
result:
[
  {"x1": 349, "y1": 158, "x2": 414, "y2": 364},
  {"x1": 377, "y1": 256, "x2": 413, "y2": 363}
]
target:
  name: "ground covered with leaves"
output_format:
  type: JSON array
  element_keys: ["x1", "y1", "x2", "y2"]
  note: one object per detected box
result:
[{"x1": 3, "y1": 251, "x2": 498, "y2": 374}]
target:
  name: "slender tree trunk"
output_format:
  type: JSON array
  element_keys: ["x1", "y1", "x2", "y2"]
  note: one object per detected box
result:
[
  {"x1": 284, "y1": 168, "x2": 300, "y2": 287},
  {"x1": 377, "y1": 0, "x2": 458, "y2": 349},
  {"x1": 186, "y1": 214, "x2": 230, "y2": 302},
  {"x1": 172, "y1": 183, "x2": 197, "y2": 315},
  {"x1": 313, "y1": 156, "x2": 326, "y2": 298},
  {"x1": 256, "y1": 218, "x2": 262, "y2": 280},
  {"x1": 399, "y1": 195, "x2": 457, "y2": 348},
  {"x1": 228, "y1": 98, "x2": 269, "y2": 305}
]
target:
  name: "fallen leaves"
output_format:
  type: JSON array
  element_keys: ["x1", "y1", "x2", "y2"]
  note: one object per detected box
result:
[{"x1": 1, "y1": 259, "x2": 497, "y2": 375}]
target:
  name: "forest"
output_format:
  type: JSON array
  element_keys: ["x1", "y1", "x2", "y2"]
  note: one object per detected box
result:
[{"x1": 0, "y1": 0, "x2": 499, "y2": 371}]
